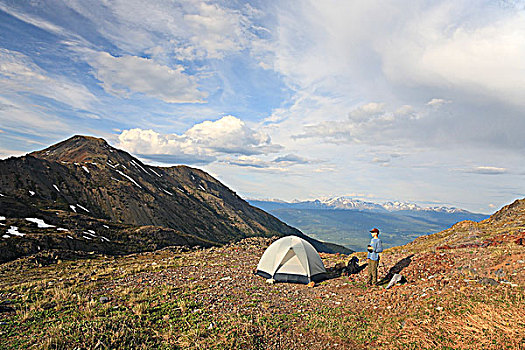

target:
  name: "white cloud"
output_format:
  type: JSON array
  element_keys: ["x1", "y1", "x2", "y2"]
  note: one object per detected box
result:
[
  {"x1": 273, "y1": 154, "x2": 311, "y2": 164},
  {"x1": 220, "y1": 153, "x2": 312, "y2": 170},
  {"x1": 88, "y1": 52, "x2": 206, "y2": 103},
  {"x1": 62, "y1": 0, "x2": 268, "y2": 61},
  {"x1": 465, "y1": 166, "x2": 508, "y2": 175},
  {"x1": 185, "y1": 116, "x2": 281, "y2": 154},
  {"x1": 372, "y1": 157, "x2": 391, "y2": 166},
  {"x1": 270, "y1": 1, "x2": 525, "y2": 109},
  {"x1": 117, "y1": 116, "x2": 281, "y2": 164},
  {"x1": 3, "y1": 0, "x2": 525, "y2": 212},
  {"x1": 380, "y1": 3, "x2": 525, "y2": 107},
  {"x1": 0, "y1": 147, "x2": 26, "y2": 159},
  {"x1": 180, "y1": 2, "x2": 252, "y2": 60},
  {"x1": 220, "y1": 155, "x2": 302, "y2": 174},
  {"x1": 427, "y1": 98, "x2": 451, "y2": 107},
  {"x1": 222, "y1": 156, "x2": 274, "y2": 169},
  {"x1": 0, "y1": 3, "x2": 69, "y2": 37},
  {"x1": 0, "y1": 97, "x2": 69, "y2": 135},
  {"x1": 294, "y1": 102, "x2": 421, "y2": 144},
  {"x1": 0, "y1": 48, "x2": 96, "y2": 110},
  {"x1": 266, "y1": 1, "x2": 525, "y2": 153}
]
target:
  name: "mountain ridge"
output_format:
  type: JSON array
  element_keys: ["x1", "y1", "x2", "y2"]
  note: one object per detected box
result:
[
  {"x1": 250, "y1": 196, "x2": 478, "y2": 214},
  {"x1": 0, "y1": 135, "x2": 351, "y2": 262}
]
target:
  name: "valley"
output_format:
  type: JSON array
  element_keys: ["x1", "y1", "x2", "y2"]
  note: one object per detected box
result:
[{"x1": 250, "y1": 199, "x2": 488, "y2": 251}]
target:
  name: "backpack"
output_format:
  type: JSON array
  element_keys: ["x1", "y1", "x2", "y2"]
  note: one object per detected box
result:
[{"x1": 346, "y1": 256, "x2": 360, "y2": 274}]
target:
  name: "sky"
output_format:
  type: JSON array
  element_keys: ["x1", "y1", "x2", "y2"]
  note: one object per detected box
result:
[{"x1": 1, "y1": 0, "x2": 524, "y2": 214}]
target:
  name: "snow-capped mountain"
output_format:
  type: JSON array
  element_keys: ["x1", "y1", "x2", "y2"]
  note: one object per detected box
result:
[
  {"x1": 381, "y1": 201, "x2": 468, "y2": 213},
  {"x1": 320, "y1": 197, "x2": 386, "y2": 211},
  {"x1": 248, "y1": 197, "x2": 489, "y2": 252},
  {"x1": 313, "y1": 197, "x2": 469, "y2": 213},
  {"x1": 250, "y1": 196, "x2": 472, "y2": 214}
]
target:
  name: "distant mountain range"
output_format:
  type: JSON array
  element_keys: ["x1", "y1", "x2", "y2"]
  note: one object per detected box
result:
[
  {"x1": 250, "y1": 197, "x2": 474, "y2": 214},
  {"x1": 249, "y1": 198, "x2": 489, "y2": 251},
  {"x1": 0, "y1": 135, "x2": 351, "y2": 263}
]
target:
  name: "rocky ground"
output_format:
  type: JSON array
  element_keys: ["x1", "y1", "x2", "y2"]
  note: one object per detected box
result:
[{"x1": 1, "y1": 234, "x2": 524, "y2": 349}]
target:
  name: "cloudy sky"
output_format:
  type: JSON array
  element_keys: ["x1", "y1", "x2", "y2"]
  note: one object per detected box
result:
[{"x1": 1, "y1": 0, "x2": 524, "y2": 213}]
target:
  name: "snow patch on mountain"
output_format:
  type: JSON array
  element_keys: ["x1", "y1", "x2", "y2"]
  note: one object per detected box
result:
[{"x1": 254, "y1": 196, "x2": 471, "y2": 214}]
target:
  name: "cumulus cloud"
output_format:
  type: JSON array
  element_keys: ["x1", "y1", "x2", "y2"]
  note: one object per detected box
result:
[
  {"x1": 88, "y1": 52, "x2": 207, "y2": 103},
  {"x1": 117, "y1": 116, "x2": 281, "y2": 164},
  {"x1": 348, "y1": 102, "x2": 385, "y2": 121}
]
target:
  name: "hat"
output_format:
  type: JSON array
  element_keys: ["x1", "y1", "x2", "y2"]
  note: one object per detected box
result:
[{"x1": 369, "y1": 228, "x2": 380, "y2": 234}]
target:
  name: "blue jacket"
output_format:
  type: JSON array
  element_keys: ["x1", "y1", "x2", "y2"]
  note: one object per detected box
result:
[{"x1": 367, "y1": 237, "x2": 383, "y2": 261}]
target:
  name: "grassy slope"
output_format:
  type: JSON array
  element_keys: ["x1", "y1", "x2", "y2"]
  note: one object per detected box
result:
[{"x1": 1, "y1": 232, "x2": 523, "y2": 349}]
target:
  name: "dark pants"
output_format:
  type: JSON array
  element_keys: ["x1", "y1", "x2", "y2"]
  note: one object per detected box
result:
[{"x1": 367, "y1": 258, "x2": 379, "y2": 285}]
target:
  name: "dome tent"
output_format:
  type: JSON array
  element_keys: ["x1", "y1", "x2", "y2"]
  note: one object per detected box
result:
[{"x1": 256, "y1": 236, "x2": 327, "y2": 284}]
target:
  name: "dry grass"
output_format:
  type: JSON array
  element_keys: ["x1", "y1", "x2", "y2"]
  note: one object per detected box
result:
[{"x1": 1, "y1": 237, "x2": 524, "y2": 349}]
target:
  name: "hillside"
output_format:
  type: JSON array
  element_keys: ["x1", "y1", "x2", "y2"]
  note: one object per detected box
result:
[
  {"x1": 0, "y1": 136, "x2": 351, "y2": 262},
  {"x1": 400, "y1": 198, "x2": 525, "y2": 253},
  {"x1": 0, "y1": 198, "x2": 523, "y2": 349},
  {"x1": 249, "y1": 199, "x2": 488, "y2": 251}
]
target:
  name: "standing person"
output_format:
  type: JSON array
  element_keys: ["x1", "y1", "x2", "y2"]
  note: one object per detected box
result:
[{"x1": 367, "y1": 228, "x2": 383, "y2": 286}]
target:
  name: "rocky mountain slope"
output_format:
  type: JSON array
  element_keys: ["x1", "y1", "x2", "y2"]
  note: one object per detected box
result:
[
  {"x1": 0, "y1": 135, "x2": 350, "y2": 262},
  {"x1": 0, "y1": 198, "x2": 523, "y2": 349}
]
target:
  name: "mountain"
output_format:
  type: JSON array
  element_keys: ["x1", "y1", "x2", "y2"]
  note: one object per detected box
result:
[
  {"x1": 251, "y1": 196, "x2": 476, "y2": 213},
  {"x1": 0, "y1": 135, "x2": 351, "y2": 262},
  {"x1": 249, "y1": 198, "x2": 488, "y2": 251}
]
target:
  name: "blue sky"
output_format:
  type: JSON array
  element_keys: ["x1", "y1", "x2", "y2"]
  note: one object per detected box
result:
[{"x1": 1, "y1": 0, "x2": 524, "y2": 213}]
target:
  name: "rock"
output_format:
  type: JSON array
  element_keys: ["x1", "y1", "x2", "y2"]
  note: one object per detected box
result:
[
  {"x1": 494, "y1": 268, "x2": 505, "y2": 278},
  {"x1": 478, "y1": 277, "x2": 498, "y2": 286},
  {"x1": 386, "y1": 274, "x2": 404, "y2": 289},
  {"x1": 99, "y1": 296, "x2": 110, "y2": 303}
]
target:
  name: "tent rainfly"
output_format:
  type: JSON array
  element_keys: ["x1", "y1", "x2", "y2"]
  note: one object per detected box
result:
[{"x1": 256, "y1": 236, "x2": 327, "y2": 284}]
